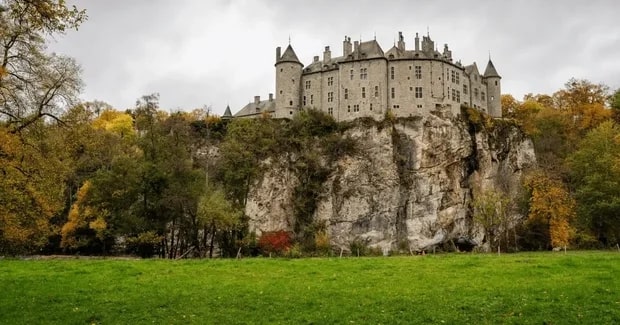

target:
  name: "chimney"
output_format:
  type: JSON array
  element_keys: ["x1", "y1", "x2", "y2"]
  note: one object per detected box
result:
[
  {"x1": 313, "y1": 55, "x2": 319, "y2": 63},
  {"x1": 354, "y1": 41, "x2": 360, "y2": 60},
  {"x1": 397, "y1": 31, "x2": 405, "y2": 51},
  {"x1": 276, "y1": 46, "x2": 281, "y2": 63},
  {"x1": 269, "y1": 93, "x2": 273, "y2": 101},
  {"x1": 343, "y1": 36, "x2": 352, "y2": 57},
  {"x1": 415, "y1": 32, "x2": 420, "y2": 51},
  {"x1": 323, "y1": 46, "x2": 331, "y2": 62},
  {"x1": 254, "y1": 96, "x2": 260, "y2": 105}
]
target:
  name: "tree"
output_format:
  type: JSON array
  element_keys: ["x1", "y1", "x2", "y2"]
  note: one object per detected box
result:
[
  {"x1": 472, "y1": 190, "x2": 513, "y2": 252},
  {"x1": 197, "y1": 186, "x2": 240, "y2": 258},
  {"x1": 610, "y1": 88, "x2": 620, "y2": 123},
  {"x1": 0, "y1": 0, "x2": 86, "y2": 132},
  {"x1": 523, "y1": 171, "x2": 575, "y2": 250},
  {"x1": 568, "y1": 121, "x2": 620, "y2": 245}
]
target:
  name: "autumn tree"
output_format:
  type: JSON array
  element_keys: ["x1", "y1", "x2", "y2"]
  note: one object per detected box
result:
[{"x1": 522, "y1": 171, "x2": 575, "y2": 250}]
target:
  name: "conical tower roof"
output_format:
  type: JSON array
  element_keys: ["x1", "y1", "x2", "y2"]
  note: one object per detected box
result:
[
  {"x1": 278, "y1": 45, "x2": 302, "y2": 65},
  {"x1": 222, "y1": 105, "x2": 232, "y2": 120},
  {"x1": 483, "y1": 59, "x2": 501, "y2": 78}
]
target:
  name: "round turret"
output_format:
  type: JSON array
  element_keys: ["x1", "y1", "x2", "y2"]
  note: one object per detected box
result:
[
  {"x1": 275, "y1": 45, "x2": 303, "y2": 118},
  {"x1": 483, "y1": 59, "x2": 502, "y2": 117}
]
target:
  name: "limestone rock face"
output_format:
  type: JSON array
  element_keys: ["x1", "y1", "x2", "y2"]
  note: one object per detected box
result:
[{"x1": 245, "y1": 115, "x2": 536, "y2": 253}]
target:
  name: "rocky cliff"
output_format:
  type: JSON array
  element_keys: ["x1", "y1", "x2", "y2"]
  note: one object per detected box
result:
[{"x1": 245, "y1": 113, "x2": 536, "y2": 253}]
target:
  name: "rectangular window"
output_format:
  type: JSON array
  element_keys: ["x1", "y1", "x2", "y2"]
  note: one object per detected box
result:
[
  {"x1": 353, "y1": 104, "x2": 360, "y2": 112},
  {"x1": 463, "y1": 84, "x2": 468, "y2": 94},
  {"x1": 310, "y1": 94, "x2": 314, "y2": 105},
  {"x1": 455, "y1": 72, "x2": 460, "y2": 85},
  {"x1": 474, "y1": 88, "x2": 479, "y2": 98},
  {"x1": 451, "y1": 70, "x2": 455, "y2": 83},
  {"x1": 362, "y1": 87, "x2": 366, "y2": 98},
  {"x1": 327, "y1": 77, "x2": 333, "y2": 86},
  {"x1": 344, "y1": 88, "x2": 348, "y2": 99},
  {"x1": 390, "y1": 66, "x2": 394, "y2": 80},
  {"x1": 328, "y1": 107, "x2": 333, "y2": 116},
  {"x1": 305, "y1": 80, "x2": 311, "y2": 89},
  {"x1": 452, "y1": 89, "x2": 456, "y2": 101},
  {"x1": 391, "y1": 87, "x2": 395, "y2": 99},
  {"x1": 456, "y1": 90, "x2": 461, "y2": 103},
  {"x1": 360, "y1": 68, "x2": 368, "y2": 79},
  {"x1": 481, "y1": 91, "x2": 486, "y2": 101},
  {"x1": 327, "y1": 92, "x2": 333, "y2": 102},
  {"x1": 415, "y1": 87, "x2": 423, "y2": 98},
  {"x1": 350, "y1": 69, "x2": 354, "y2": 80},
  {"x1": 370, "y1": 103, "x2": 373, "y2": 111},
  {"x1": 303, "y1": 96, "x2": 306, "y2": 106},
  {"x1": 415, "y1": 66, "x2": 421, "y2": 79},
  {"x1": 374, "y1": 86, "x2": 379, "y2": 97}
]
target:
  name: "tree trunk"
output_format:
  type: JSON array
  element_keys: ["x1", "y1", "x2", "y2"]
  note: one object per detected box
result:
[{"x1": 209, "y1": 222, "x2": 216, "y2": 258}]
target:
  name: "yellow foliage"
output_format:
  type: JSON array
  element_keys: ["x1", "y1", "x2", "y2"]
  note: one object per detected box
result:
[
  {"x1": 92, "y1": 109, "x2": 135, "y2": 139},
  {"x1": 525, "y1": 171, "x2": 575, "y2": 248},
  {"x1": 0, "y1": 66, "x2": 7, "y2": 77},
  {"x1": 61, "y1": 180, "x2": 109, "y2": 248}
]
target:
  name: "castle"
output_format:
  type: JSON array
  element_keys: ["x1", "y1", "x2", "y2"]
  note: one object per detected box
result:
[{"x1": 230, "y1": 31, "x2": 501, "y2": 121}]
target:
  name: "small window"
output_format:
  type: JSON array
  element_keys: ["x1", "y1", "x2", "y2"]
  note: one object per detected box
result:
[
  {"x1": 463, "y1": 84, "x2": 468, "y2": 94},
  {"x1": 303, "y1": 96, "x2": 306, "y2": 106},
  {"x1": 344, "y1": 88, "x2": 348, "y2": 99},
  {"x1": 415, "y1": 66, "x2": 422, "y2": 79},
  {"x1": 390, "y1": 66, "x2": 395, "y2": 80},
  {"x1": 374, "y1": 86, "x2": 379, "y2": 97},
  {"x1": 495, "y1": 80, "x2": 498, "y2": 86},
  {"x1": 391, "y1": 87, "x2": 395, "y2": 99},
  {"x1": 350, "y1": 69, "x2": 354, "y2": 80},
  {"x1": 347, "y1": 105, "x2": 351, "y2": 112},
  {"x1": 362, "y1": 87, "x2": 366, "y2": 98},
  {"x1": 415, "y1": 87, "x2": 423, "y2": 98},
  {"x1": 289, "y1": 100, "x2": 293, "y2": 106},
  {"x1": 310, "y1": 94, "x2": 313, "y2": 105},
  {"x1": 370, "y1": 103, "x2": 373, "y2": 111}
]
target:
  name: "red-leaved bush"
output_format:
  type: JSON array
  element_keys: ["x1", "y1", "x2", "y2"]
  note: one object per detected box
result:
[{"x1": 258, "y1": 231, "x2": 292, "y2": 255}]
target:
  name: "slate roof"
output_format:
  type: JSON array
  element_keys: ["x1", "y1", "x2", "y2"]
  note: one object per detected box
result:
[
  {"x1": 222, "y1": 105, "x2": 232, "y2": 119},
  {"x1": 483, "y1": 59, "x2": 501, "y2": 78},
  {"x1": 234, "y1": 99, "x2": 276, "y2": 118},
  {"x1": 278, "y1": 45, "x2": 302, "y2": 64}
]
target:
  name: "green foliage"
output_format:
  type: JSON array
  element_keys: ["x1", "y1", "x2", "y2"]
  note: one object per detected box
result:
[
  {"x1": 568, "y1": 121, "x2": 620, "y2": 246},
  {"x1": 472, "y1": 190, "x2": 514, "y2": 252},
  {"x1": 125, "y1": 231, "x2": 162, "y2": 258}
]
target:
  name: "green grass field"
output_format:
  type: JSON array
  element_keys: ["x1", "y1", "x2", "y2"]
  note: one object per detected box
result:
[{"x1": 0, "y1": 251, "x2": 618, "y2": 324}]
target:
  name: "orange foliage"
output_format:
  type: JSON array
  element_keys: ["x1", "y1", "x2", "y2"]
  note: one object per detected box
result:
[
  {"x1": 61, "y1": 180, "x2": 108, "y2": 249},
  {"x1": 525, "y1": 172, "x2": 575, "y2": 248}
]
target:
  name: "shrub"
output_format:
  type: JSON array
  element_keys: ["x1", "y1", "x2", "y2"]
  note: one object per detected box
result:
[
  {"x1": 258, "y1": 230, "x2": 292, "y2": 256},
  {"x1": 125, "y1": 231, "x2": 162, "y2": 258}
]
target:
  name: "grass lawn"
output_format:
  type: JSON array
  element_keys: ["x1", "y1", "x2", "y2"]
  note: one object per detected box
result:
[{"x1": 0, "y1": 251, "x2": 618, "y2": 324}]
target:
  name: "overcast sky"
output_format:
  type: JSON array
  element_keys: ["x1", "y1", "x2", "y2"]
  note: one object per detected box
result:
[{"x1": 48, "y1": 0, "x2": 620, "y2": 116}]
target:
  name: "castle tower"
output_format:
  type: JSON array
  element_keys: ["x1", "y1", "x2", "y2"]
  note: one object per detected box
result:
[
  {"x1": 483, "y1": 58, "x2": 502, "y2": 117},
  {"x1": 274, "y1": 45, "x2": 303, "y2": 118}
]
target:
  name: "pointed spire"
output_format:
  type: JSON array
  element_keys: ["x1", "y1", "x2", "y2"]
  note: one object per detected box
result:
[
  {"x1": 278, "y1": 44, "x2": 302, "y2": 65},
  {"x1": 483, "y1": 58, "x2": 501, "y2": 78},
  {"x1": 222, "y1": 105, "x2": 232, "y2": 120}
]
